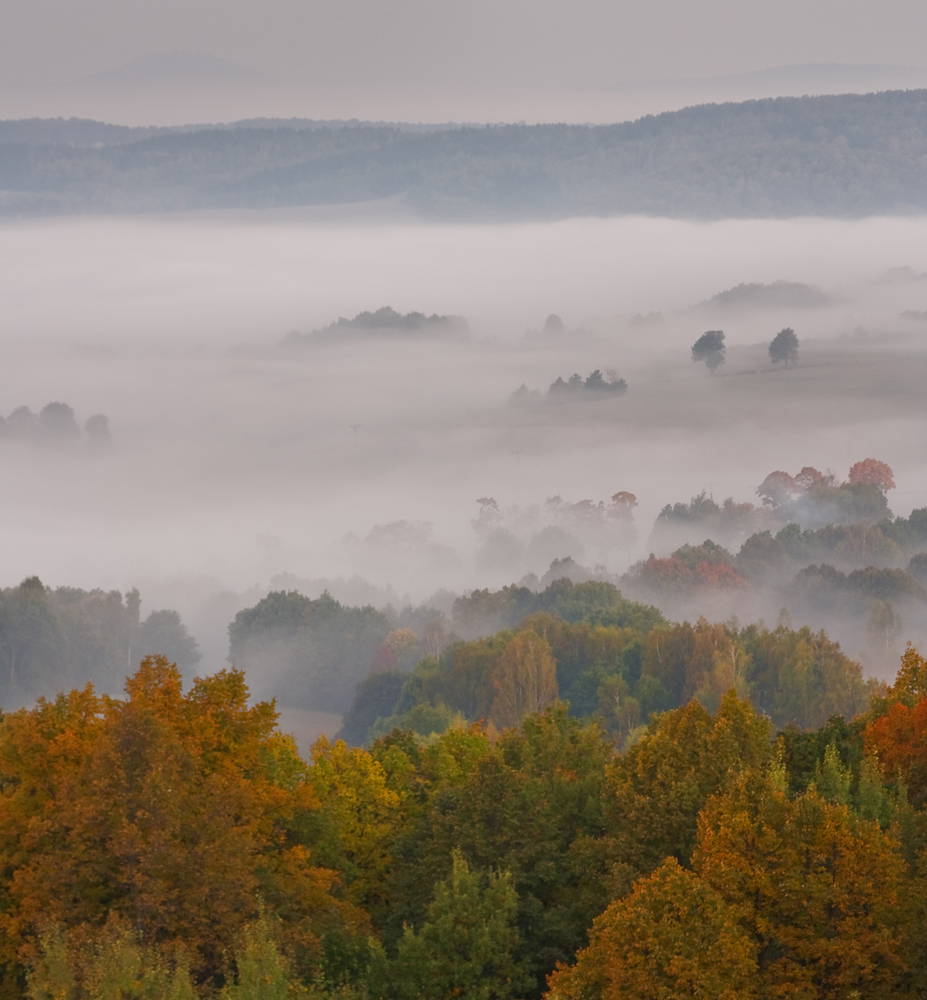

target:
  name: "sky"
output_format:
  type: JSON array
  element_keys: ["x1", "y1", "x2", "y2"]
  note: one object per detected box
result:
[{"x1": 2, "y1": 0, "x2": 927, "y2": 123}]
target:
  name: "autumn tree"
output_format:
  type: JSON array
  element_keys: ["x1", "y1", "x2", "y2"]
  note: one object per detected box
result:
[
  {"x1": 864, "y1": 646, "x2": 927, "y2": 807},
  {"x1": 848, "y1": 457, "x2": 896, "y2": 493},
  {"x1": 691, "y1": 330, "x2": 726, "y2": 374},
  {"x1": 546, "y1": 858, "x2": 758, "y2": 1000},
  {"x1": 0, "y1": 658, "x2": 363, "y2": 992},
  {"x1": 693, "y1": 771, "x2": 914, "y2": 998},
  {"x1": 378, "y1": 708, "x2": 613, "y2": 997},
  {"x1": 489, "y1": 630, "x2": 559, "y2": 729},
  {"x1": 602, "y1": 692, "x2": 772, "y2": 879},
  {"x1": 25, "y1": 916, "x2": 196, "y2": 1000},
  {"x1": 768, "y1": 326, "x2": 799, "y2": 366},
  {"x1": 305, "y1": 736, "x2": 406, "y2": 923},
  {"x1": 554, "y1": 768, "x2": 916, "y2": 1000}
]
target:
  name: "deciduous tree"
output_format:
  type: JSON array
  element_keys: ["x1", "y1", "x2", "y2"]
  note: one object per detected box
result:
[
  {"x1": 691, "y1": 330, "x2": 726, "y2": 374},
  {"x1": 768, "y1": 326, "x2": 799, "y2": 365}
]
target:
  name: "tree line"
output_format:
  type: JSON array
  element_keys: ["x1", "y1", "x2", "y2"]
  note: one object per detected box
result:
[
  {"x1": 3, "y1": 90, "x2": 926, "y2": 219},
  {"x1": 4, "y1": 645, "x2": 927, "y2": 998},
  {"x1": 0, "y1": 403, "x2": 111, "y2": 449}
]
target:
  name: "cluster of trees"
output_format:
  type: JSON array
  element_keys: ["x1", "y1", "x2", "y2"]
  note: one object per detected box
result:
[
  {"x1": 228, "y1": 592, "x2": 395, "y2": 712},
  {"x1": 0, "y1": 403, "x2": 111, "y2": 449},
  {"x1": 546, "y1": 370, "x2": 627, "y2": 398},
  {"x1": 470, "y1": 493, "x2": 638, "y2": 580},
  {"x1": 652, "y1": 458, "x2": 901, "y2": 554},
  {"x1": 6, "y1": 645, "x2": 927, "y2": 998},
  {"x1": 704, "y1": 280, "x2": 830, "y2": 310},
  {"x1": 757, "y1": 458, "x2": 895, "y2": 525},
  {"x1": 691, "y1": 326, "x2": 799, "y2": 374},
  {"x1": 0, "y1": 578, "x2": 199, "y2": 705},
  {"x1": 0, "y1": 657, "x2": 364, "y2": 999},
  {"x1": 282, "y1": 307, "x2": 468, "y2": 347},
  {"x1": 509, "y1": 370, "x2": 628, "y2": 406},
  {"x1": 4, "y1": 90, "x2": 927, "y2": 218},
  {"x1": 650, "y1": 491, "x2": 771, "y2": 550},
  {"x1": 340, "y1": 578, "x2": 874, "y2": 746},
  {"x1": 627, "y1": 464, "x2": 926, "y2": 671}
]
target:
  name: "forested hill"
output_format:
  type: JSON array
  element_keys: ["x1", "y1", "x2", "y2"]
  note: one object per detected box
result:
[{"x1": 1, "y1": 89, "x2": 925, "y2": 219}]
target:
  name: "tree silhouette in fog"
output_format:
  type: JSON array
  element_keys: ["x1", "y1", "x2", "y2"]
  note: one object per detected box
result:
[
  {"x1": 691, "y1": 330, "x2": 726, "y2": 374},
  {"x1": 769, "y1": 327, "x2": 799, "y2": 366}
]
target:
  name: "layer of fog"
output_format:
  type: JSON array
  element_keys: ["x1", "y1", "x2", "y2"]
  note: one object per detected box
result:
[{"x1": 1, "y1": 210, "x2": 926, "y2": 679}]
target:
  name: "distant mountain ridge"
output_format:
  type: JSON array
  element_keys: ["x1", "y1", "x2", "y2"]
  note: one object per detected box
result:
[
  {"x1": 1, "y1": 89, "x2": 925, "y2": 219},
  {"x1": 0, "y1": 117, "x2": 464, "y2": 146}
]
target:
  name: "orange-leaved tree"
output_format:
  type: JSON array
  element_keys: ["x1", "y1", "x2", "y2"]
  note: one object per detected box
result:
[
  {"x1": 848, "y1": 458, "x2": 896, "y2": 493},
  {"x1": 546, "y1": 857, "x2": 758, "y2": 1000},
  {"x1": 0, "y1": 656, "x2": 364, "y2": 994},
  {"x1": 552, "y1": 767, "x2": 915, "y2": 1000},
  {"x1": 864, "y1": 645, "x2": 927, "y2": 808}
]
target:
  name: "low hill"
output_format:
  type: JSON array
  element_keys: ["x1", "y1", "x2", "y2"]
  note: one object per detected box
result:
[{"x1": 1, "y1": 90, "x2": 925, "y2": 219}]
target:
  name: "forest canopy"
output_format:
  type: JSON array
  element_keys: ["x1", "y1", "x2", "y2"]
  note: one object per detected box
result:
[{"x1": 3, "y1": 648, "x2": 927, "y2": 999}]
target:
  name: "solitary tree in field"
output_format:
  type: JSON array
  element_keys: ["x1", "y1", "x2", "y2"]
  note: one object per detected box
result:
[
  {"x1": 691, "y1": 330, "x2": 726, "y2": 374},
  {"x1": 769, "y1": 327, "x2": 799, "y2": 366}
]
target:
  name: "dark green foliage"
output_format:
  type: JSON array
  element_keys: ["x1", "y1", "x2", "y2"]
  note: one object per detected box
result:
[
  {"x1": 768, "y1": 326, "x2": 799, "y2": 365},
  {"x1": 379, "y1": 708, "x2": 613, "y2": 997},
  {"x1": 378, "y1": 851, "x2": 528, "y2": 1000},
  {"x1": 134, "y1": 609, "x2": 201, "y2": 670},
  {"x1": 451, "y1": 585, "x2": 537, "y2": 638},
  {"x1": 0, "y1": 579, "x2": 186, "y2": 706},
  {"x1": 0, "y1": 578, "x2": 63, "y2": 702},
  {"x1": 771, "y1": 519, "x2": 902, "y2": 568},
  {"x1": 336, "y1": 671, "x2": 407, "y2": 746},
  {"x1": 813, "y1": 480, "x2": 892, "y2": 523},
  {"x1": 365, "y1": 591, "x2": 869, "y2": 745},
  {"x1": 791, "y1": 563, "x2": 926, "y2": 614},
  {"x1": 691, "y1": 330, "x2": 726, "y2": 373},
  {"x1": 738, "y1": 622, "x2": 873, "y2": 729},
  {"x1": 451, "y1": 579, "x2": 663, "y2": 639},
  {"x1": 776, "y1": 714, "x2": 866, "y2": 796},
  {"x1": 228, "y1": 591, "x2": 391, "y2": 711},
  {"x1": 882, "y1": 508, "x2": 927, "y2": 553},
  {"x1": 736, "y1": 530, "x2": 793, "y2": 581}
]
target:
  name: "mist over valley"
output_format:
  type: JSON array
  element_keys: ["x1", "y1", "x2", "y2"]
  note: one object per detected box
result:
[
  {"x1": 2, "y1": 207, "x2": 925, "y2": 727},
  {"x1": 5, "y1": 0, "x2": 927, "y2": 988}
]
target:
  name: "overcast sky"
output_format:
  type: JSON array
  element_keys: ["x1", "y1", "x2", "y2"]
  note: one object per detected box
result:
[{"x1": 2, "y1": 0, "x2": 927, "y2": 122}]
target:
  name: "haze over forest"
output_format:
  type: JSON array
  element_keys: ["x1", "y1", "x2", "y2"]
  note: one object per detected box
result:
[{"x1": 3, "y1": 1, "x2": 927, "y2": 990}]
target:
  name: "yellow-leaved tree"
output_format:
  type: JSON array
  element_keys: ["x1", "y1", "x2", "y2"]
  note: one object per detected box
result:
[
  {"x1": 489, "y1": 630, "x2": 559, "y2": 730},
  {"x1": 0, "y1": 656, "x2": 365, "y2": 995}
]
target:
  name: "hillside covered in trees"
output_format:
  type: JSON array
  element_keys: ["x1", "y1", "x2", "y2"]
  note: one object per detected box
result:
[
  {"x1": 3, "y1": 647, "x2": 927, "y2": 999},
  {"x1": 2, "y1": 455, "x2": 927, "y2": 996},
  {"x1": 2, "y1": 89, "x2": 926, "y2": 218}
]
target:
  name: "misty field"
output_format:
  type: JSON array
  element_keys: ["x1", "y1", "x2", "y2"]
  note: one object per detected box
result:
[{"x1": 1, "y1": 210, "x2": 926, "y2": 672}]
